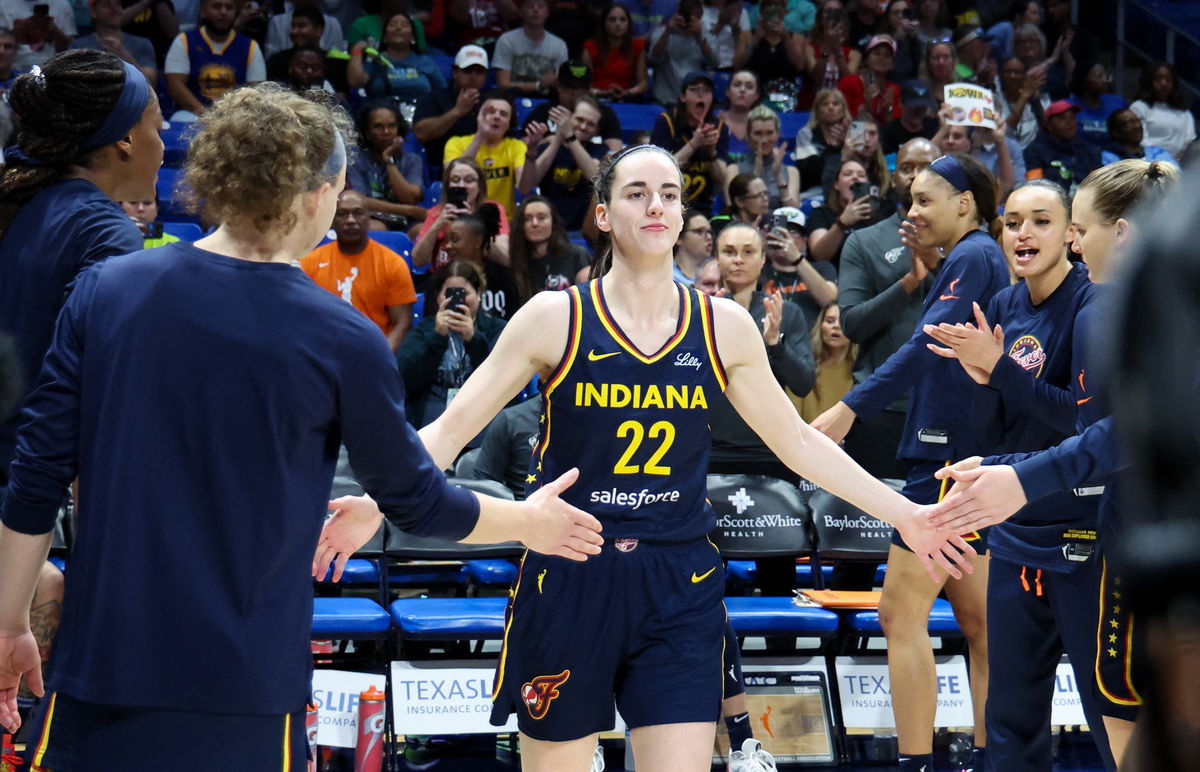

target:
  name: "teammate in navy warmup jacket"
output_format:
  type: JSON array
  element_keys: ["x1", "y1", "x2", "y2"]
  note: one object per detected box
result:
[
  {"x1": 322, "y1": 144, "x2": 977, "y2": 772},
  {"x1": 925, "y1": 181, "x2": 1116, "y2": 771},
  {"x1": 812, "y1": 154, "x2": 1010, "y2": 772},
  {"x1": 0, "y1": 85, "x2": 604, "y2": 770},
  {"x1": 928, "y1": 159, "x2": 1180, "y2": 770}
]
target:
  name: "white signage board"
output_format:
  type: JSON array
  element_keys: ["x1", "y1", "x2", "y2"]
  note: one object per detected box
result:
[
  {"x1": 1051, "y1": 657, "x2": 1088, "y2": 726},
  {"x1": 943, "y1": 82, "x2": 998, "y2": 129},
  {"x1": 311, "y1": 669, "x2": 387, "y2": 748},
  {"x1": 836, "y1": 655, "x2": 973, "y2": 728}
]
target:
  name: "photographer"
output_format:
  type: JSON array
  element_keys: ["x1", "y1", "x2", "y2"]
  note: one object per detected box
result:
[
  {"x1": 412, "y1": 156, "x2": 511, "y2": 271},
  {"x1": 397, "y1": 260, "x2": 508, "y2": 429}
]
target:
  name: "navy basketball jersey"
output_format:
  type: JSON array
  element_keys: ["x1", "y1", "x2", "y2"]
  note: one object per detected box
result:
[
  {"x1": 183, "y1": 29, "x2": 255, "y2": 107},
  {"x1": 527, "y1": 279, "x2": 727, "y2": 541}
]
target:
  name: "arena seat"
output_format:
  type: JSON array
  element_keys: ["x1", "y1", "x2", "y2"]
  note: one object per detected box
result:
[
  {"x1": 155, "y1": 167, "x2": 187, "y2": 217},
  {"x1": 844, "y1": 596, "x2": 962, "y2": 637},
  {"x1": 724, "y1": 596, "x2": 840, "y2": 638},
  {"x1": 609, "y1": 102, "x2": 664, "y2": 140},
  {"x1": 160, "y1": 122, "x2": 192, "y2": 167},
  {"x1": 515, "y1": 97, "x2": 547, "y2": 127},
  {"x1": 463, "y1": 559, "x2": 518, "y2": 589},
  {"x1": 725, "y1": 560, "x2": 834, "y2": 592},
  {"x1": 311, "y1": 596, "x2": 392, "y2": 639},
  {"x1": 421, "y1": 180, "x2": 441, "y2": 209},
  {"x1": 368, "y1": 230, "x2": 415, "y2": 269},
  {"x1": 316, "y1": 558, "x2": 381, "y2": 584},
  {"x1": 390, "y1": 596, "x2": 507, "y2": 641},
  {"x1": 779, "y1": 111, "x2": 810, "y2": 143}
]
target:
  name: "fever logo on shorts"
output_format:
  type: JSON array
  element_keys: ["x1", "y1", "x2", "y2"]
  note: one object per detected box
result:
[
  {"x1": 521, "y1": 669, "x2": 571, "y2": 719},
  {"x1": 1008, "y1": 334, "x2": 1047, "y2": 377}
]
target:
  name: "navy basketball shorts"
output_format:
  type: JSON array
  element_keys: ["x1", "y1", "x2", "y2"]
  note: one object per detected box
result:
[
  {"x1": 490, "y1": 537, "x2": 728, "y2": 740},
  {"x1": 892, "y1": 459, "x2": 988, "y2": 553},
  {"x1": 23, "y1": 691, "x2": 308, "y2": 771},
  {"x1": 1093, "y1": 556, "x2": 1146, "y2": 721}
]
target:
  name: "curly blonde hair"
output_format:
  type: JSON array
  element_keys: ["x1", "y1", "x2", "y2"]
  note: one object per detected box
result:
[{"x1": 182, "y1": 83, "x2": 355, "y2": 236}]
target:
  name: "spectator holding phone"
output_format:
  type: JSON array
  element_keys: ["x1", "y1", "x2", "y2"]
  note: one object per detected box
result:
[
  {"x1": 1, "y1": 0, "x2": 74, "y2": 69},
  {"x1": 808, "y1": 158, "x2": 882, "y2": 264},
  {"x1": 731, "y1": 0, "x2": 805, "y2": 92},
  {"x1": 651, "y1": 70, "x2": 731, "y2": 217},
  {"x1": 413, "y1": 157, "x2": 511, "y2": 272},
  {"x1": 838, "y1": 33, "x2": 902, "y2": 125},
  {"x1": 121, "y1": 197, "x2": 179, "y2": 248},
  {"x1": 759, "y1": 206, "x2": 838, "y2": 331},
  {"x1": 397, "y1": 260, "x2": 508, "y2": 429},
  {"x1": 835, "y1": 117, "x2": 892, "y2": 199},
  {"x1": 421, "y1": 207, "x2": 519, "y2": 320},
  {"x1": 879, "y1": 0, "x2": 920, "y2": 82},
  {"x1": 647, "y1": 0, "x2": 716, "y2": 107},
  {"x1": 799, "y1": 0, "x2": 860, "y2": 110},
  {"x1": 70, "y1": 0, "x2": 155, "y2": 83}
]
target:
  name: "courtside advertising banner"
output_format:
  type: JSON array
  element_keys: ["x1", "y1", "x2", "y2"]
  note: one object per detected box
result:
[
  {"x1": 391, "y1": 661, "x2": 519, "y2": 734},
  {"x1": 311, "y1": 669, "x2": 386, "y2": 748},
  {"x1": 1050, "y1": 658, "x2": 1088, "y2": 725},
  {"x1": 836, "y1": 656, "x2": 973, "y2": 728}
]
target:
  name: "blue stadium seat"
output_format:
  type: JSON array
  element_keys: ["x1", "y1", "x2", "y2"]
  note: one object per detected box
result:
[
  {"x1": 463, "y1": 559, "x2": 518, "y2": 587},
  {"x1": 725, "y1": 596, "x2": 840, "y2": 637},
  {"x1": 162, "y1": 221, "x2": 204, "y2": 241},
  {"x1": 155, "y1": 167, "x2": 187, "y2": 217},
  {"x1": 429, "y1": 55, "x2": 454, "y2": 84},
  {"x1": 311, "y1": 596, "x2": 391, "y2": 638},
  {"x1": 779, "y1": 111, "x2": 810, "y2": 142},
  {"x1": 48, "y1": 556, "x2": 66, "y2": 572},
  {"x1": 846, "y1": 597, "x2": 962, "y2": 635},
  {"x1": 390, "y1": 596, "x2": 507, "y2": 640},
  {"x1": 609, "y1": 103, "x2": 664, "y2": 140},
  {"x1": 422, "y1": 180, "x2": 442, "y2": 209},
  {"x1": 160, "y1": 122, "x2": 191, "y2": 167},
  {"x1": 515, "y1": 97, "x2": 548, "y2": 127},
  {"x1": 316, "y1": 558, "x2": 381, "y2": 584},
  {"x1": 711, "y1": 71, "x2": 732, "y2": 99},
  {"x1": 369, "y1": 230, "x2": 413, "y2": 265},
  {"x1": 725, "y1": 561, "x2": 834, "y2": 590}
]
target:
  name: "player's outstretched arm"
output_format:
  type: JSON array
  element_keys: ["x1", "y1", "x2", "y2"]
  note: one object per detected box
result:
[
  {"x1": 0, "y1": 525, "x2": 54, "y2": 732},
  {"x1": 418, "y1": 292, "x2": 570, "y2": 470},
  {"x1": 712, "y1": 299, "x2": 975, "y2": 582},
  {"x1": 313, "y1": 469, "x2": 602, "y2": 581},
  {"x1": 925, "y1": 462, "x2": 1027, "y2": 535}
]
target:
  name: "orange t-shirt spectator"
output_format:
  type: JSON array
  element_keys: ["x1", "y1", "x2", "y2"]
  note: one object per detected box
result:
[{"x1": 301, "y1": 190, "x2": 417, "y2": 350}]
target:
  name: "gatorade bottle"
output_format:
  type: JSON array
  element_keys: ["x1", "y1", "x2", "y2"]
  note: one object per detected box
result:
[{"x1": 355, "y1": 685, "x2": 387, "y2": 772}]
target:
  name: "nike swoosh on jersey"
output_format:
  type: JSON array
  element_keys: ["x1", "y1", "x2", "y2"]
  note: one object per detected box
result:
[
  {"x1": 587, "y1": 349, "x2": 621, "y2": 361},
  {"x1": 691, "y1": 567, "x2": 716, "y2": 583},
  {"x1": 318, "y1": 262, "x2": 330, "y2": 268}
]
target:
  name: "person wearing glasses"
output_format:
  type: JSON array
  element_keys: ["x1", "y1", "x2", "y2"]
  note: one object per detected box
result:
[
  {"x1": 709, "y1": 172, "x2": 771, "y2": 239},
  {"x1": 673, "y1": 208, "x2": 714, "y2": 285}
]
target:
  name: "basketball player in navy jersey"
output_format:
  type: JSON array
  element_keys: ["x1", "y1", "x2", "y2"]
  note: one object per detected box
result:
[
  {"x1": 925, "y1": 159, "x2": 1180, "y2": 770},
  {"x1": 318, "y1": 144, "x2": 976, "y2": 772}
]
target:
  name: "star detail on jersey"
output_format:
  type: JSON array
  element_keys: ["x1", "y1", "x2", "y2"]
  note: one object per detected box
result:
[
  {"x1": 521, "y1": 670, "x2": 571, "y2": 719},
  {"x1": 1108, "y1": 634, "x2": 1118, "y2": 644},
  {"x1": 1108, "y1": 648, "x2": 1118, "y2": 658},
  {"x1": 587, "y1": 349, "x2": 620, "y2": 361},
  {"x1": 691, "y1": 567, "x2": 716, "y2": 583},
  {"x1": 526, "y1": 474, "x2": 538, "y2": 484},
  {"x1": 728, "y1": 487, "x2": 755, "y2": 515}
]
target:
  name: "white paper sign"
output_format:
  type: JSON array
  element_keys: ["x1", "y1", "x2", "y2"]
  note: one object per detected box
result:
[
  {"x1": 1050, "y1": 657, "x2": 1088, "y2": 726},
  {"x1": 311, "y1": 669, "x2": 388, "y2": 748},
  {"x1": 391, "y1": 661, "x2": 518, "y2": 734},
  {"x1": 943, "y1": 82, "x2": 998, "y2": 129},
  {"x1": 836, "y1": 655, "x2": 974, "y2": 728}
]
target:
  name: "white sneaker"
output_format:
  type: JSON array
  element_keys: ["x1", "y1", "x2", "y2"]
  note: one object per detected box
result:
[
  {"x1": 728, "y1": 738, "x2": 777, "y2": 772},
  {"x1": 591, "y1": 743, "x2": 606, "y2": 772}
]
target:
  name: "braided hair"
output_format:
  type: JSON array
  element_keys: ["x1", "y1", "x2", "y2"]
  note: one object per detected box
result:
[{"x1": 0, "y1": 50, "x2": 130, "y2": 234}]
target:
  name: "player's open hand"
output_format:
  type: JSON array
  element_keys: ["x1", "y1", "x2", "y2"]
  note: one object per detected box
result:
[
  {"x1": 521, "y1": 468, "x2": 603, "y2": 561},
  {"x1": 923, "y1": 302, "x2": 1004, "y2": 384},
  {"x1": 895, "y1": 508, "x2": 978, "y2": 582},
  {"x1": 313, "y1": 495, "x2": 384, "y2": 582},
  {"x1": 926, "y1": 463, "x2": 1027, "y2": 534},
  {"x1": 0, "y1": 629, "x2": 42, "y2": 733}
]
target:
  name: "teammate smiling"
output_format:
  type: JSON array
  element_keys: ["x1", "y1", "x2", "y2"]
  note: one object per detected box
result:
[{"x1": 319, "y1": 143, "x2": 975, "y2": 772}]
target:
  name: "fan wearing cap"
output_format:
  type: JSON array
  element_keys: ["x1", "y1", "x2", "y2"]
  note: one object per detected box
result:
[
  {"x1": 520, "y1": 60, "x2": 624, "y2": 153},
  {"x1": 880, "y1": 78, "x2": 938, "y2": 154},
  {"x1": 759, "y1": 206, "x2": 839, "y2": 333},
  {"x1": 952, "y1": 23, "x2": 997, "y2": 85},
  {"x1": 650, "y1": 70, "x2": 731, "y2": 217},
  {"x1": 493, "y1": 0, "x2": 568, "y2": 95},
  {"x1": 647, "y1": 0, "x2": 716, "y2": 106},
  {"x1": 69, "y1": 0, "x2": 156, "y2": 84},
  {"x1": 412, "y1": 45, "x2": 487, "y2": 178},
  {"x1": 837, "y1": 33, "x2": 902, "y2": 125},
  {"x1": 1023, "y1": 99, "x2": 1101, "y2": 193}
]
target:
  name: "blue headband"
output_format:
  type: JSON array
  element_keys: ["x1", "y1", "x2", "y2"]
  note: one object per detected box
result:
[
  {"x1": 81, "y1": 60, "x2": 152, "y2": 152},
  {"x1": 928, "y1": 154, "x2": 970, "y2": 193},
  {"x1": 322, "y1": 130, "x2": 346, "y2": 179}
]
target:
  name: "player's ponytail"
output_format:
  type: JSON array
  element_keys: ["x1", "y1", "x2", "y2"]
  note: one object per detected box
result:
[
  {"x1": 1079, "y1": 159, "x2": 1181, "y2": 226},
  {"x1": 588, "y1": 144, "x2": 683, "y2": 280}
]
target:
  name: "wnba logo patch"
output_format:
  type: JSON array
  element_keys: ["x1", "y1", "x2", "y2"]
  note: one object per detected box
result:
[
  {"x1": 521, "y1": 670, "x2": 571, "y2": 719},
  {"x1": 1008, "y1": 335, "x2": 1046, "y2": 377}
]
